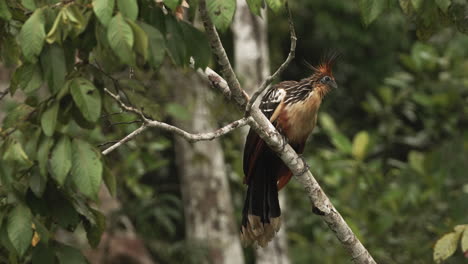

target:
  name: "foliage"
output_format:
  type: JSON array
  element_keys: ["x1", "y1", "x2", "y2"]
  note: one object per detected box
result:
[
  {"x1": 1, "y1": 0, "x2": 467, "y2": 263},
  {"x1": 0, "y1": 0, "x2": 215, "y2": 262}
]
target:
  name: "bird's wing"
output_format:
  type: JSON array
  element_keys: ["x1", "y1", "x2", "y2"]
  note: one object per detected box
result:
[{"x1": 243, "y1": 83, "x2": 293, "y2": 183}]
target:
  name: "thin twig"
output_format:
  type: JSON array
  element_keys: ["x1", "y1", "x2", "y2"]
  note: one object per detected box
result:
[
  {"x1": 102, "y1": 87, "x2": 250, "y2": 155},
  {"x1": 146, "y1": 117, "x2": 250, "y2": 143},
  {"x1": 0, "y1": 89, "x2": 9, "y2": 101},
  {"x1": 244, "y1": 2, "x2": 296, "y2": 115},
  {"x1": 102, "y1": 125, "x2": 148, "y2": 155},
  {"x1": 107, "y1": 120, "x2": 142, "y2": 127},
  {"x1": 97, "y1": 141, "x2": 118, "y2": 148},
  {"x1": 104, "y1": 88, "x2": 149, "y2": 122}
]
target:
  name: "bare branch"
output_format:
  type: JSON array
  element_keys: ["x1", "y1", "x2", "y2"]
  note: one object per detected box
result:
[
  {"x1": 244, "y1": 2, "x2": 297, "y2": 115},
  {"x1": 198, "y1": 67, "x2": 232, "y2": 99},
  {"x1": 107, "y1": 120, "x2": 142, "y2": 127},
  {"x1": 146, "y1": 117, "x2": 250, "y2": 143},
  {"x1": 104, "y1": 88, "x2": 150, "y2": 122},
  {"x1": 0, "y1": 88, "x2": 9, "y2": 101},
  {"x1": 102, "y1": 87, "x2": 250, "y2": 155},
  {"x1": 102, "y1": 125, "x2": 148, "y2": 155},
  {"x1": 198, "y1": 1, "x2": 377, "y2": 263}
]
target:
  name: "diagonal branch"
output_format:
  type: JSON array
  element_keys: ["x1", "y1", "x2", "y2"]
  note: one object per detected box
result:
[
  {"x1": 0, "y1": 88, "x2": 9, "y2": 101},
  {"x1": 101, "y1": 88, "x2": 250, "y2": 155},
  {"x1": 198, "y1": 1, "x2": 377, "y2": 263},
  {"x1": 244, "y1": 2, "x2": 297, "y2": 115}
]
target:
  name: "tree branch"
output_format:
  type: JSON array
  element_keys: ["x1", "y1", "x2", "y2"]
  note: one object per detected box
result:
[
  {"x1": 0, "y1": 88, "x2": 9, "y2": 101},
  {"x1": 244, "y1": 2, "x2": 296, "y2": 115},
  {"x1": 198, "y1": 0, "x2": 249, "y2": 108},
  {"x1": 102, "y1": 125, "x2": 148, "y2": 155},
  {"x1": 101, "y1": 88, "x2": 250, "y2": 155},
  {"x1": 198, "y1": 1, "x2": 377, "y2": 263}
]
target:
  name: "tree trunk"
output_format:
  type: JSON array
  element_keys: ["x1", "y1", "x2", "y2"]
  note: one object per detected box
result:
[
  {"x1": 233, "y1": 1, "x2": 291, "y2": 263},
  {"x1": 171, "y1": 70, "x2": 245, "y2": 264}
]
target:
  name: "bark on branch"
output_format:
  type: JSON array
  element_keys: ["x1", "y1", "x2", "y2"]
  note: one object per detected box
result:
[
  {"x1": 198, "y1": 1, "x2": 377, "y2": 263},
  {"x1": 101, "y1": 88, "x2": 250, "y2": 155}
]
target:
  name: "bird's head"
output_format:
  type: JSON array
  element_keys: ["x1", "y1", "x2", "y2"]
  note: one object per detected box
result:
[{"x1": 306, "y1": 53, "x2": 339, "y2": 92}]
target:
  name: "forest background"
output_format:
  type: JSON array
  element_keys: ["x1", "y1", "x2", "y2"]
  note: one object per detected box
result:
[{"x1": 0, "y1": 0, "x2": 467, "y2": 263}]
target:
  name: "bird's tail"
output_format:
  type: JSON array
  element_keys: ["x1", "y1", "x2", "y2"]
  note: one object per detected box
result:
[{"x1": 240, "y1": 151, "x2": 282, "y2": 247}]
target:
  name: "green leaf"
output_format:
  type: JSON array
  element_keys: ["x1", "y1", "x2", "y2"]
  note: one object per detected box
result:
[
  {"x1": 206, "y1": 0, "x2": 236, "y2": 32},
  {"x1": 37, "y1": 136, "x2": 53, "y2": 177},
  {"x1": 266, "y1": 0, "x2": 284, "y2": 12},
  {"x1": 165, "y1": 15, "x2": 186, "y2": 66},
  {"x1": 103, "y1": 166, "x2": 116, "y2": 197},
  {"x1": 433, "y1": 232, "x2": 461, "y2": 263},
  {"x1": 180, "y1": 22, "x2": 211, "y2": 69},
  {"x1": 127, "y1": 19, "x2": 148, "y2": 61},
  {"x1": 9, "y1": 63, "x2": 43, "y2": 95},
  {"x1": 330, "y1": 132, "x2": 352, "y2": 154},
  {"x1": 461, "y1": 226, "x2": 468, "y2": 253},
  {"x1": 0, "y1": 0, "x2": 12, "y2": 20},
  {"x1": 117, "y1": 0, "x2": 138, "y2": 20},
  {"x1": 71, "y1": 139, "x2": 103, "y2": 199},
  {"x1": 63, "y1": 5, "x2": 88, "y2": 37},
  {"x1": 41, "y1": 102, "x2": 59, "y2": 137},
  {"x1": 139, "y1": 22, "x2": 166, "y2": 69},
  {"x1": 21, "y1": 0, "x2": 36, "y2": 11},
  {"x1": 19, "y1": 8, "x2": 46, "y2": 63},
  {"x1": 40, "y1": 44, "x2": 67, "y2": 94},
  {"x1": 29, "y1": 171, "x2": 47, "y2": 198},
  {"x1": 165, "y1": 103, "x2": 190, "y2": 121},
  {"x1": 49, "y1": 136, "x2": 72, "y2": 186},
  {"x1": 319, "y1": 112, "x2": 338, "y2": 133},
  {"x1": 107, "y1": 13, "x2": 135, "y2": 65},
  {"x1": 32, "y1": 243, "x2": 56, "y2": 264},
  {"x1": 411, "y1": 0, "x2": 424, "y2": 10},
  {"x1": 408, "y1": 151, "x2": 425, "y2": 174},
  {"x1": 3, "y1": 139, "x2": 33, "y2": 167},
  {"x1": 55, "y1": 243, "x2": 88, "y2": 264},
  {"x1": 1, "y1": 35, "x2": 21, "y2": 67},
  {"x1": 49, "y1": 195, "x2": 79, "y2": 229},
  {"x1": 45, "y1": 10, "x2": 64, "y2": 44},
  {"x1": 164, "y1": 0, "x2": 181, "y2": 10},
  {"x1": 246, "y1": 0, "x2": 262, "y2": 16},
  {"x1": 2, "y1": 104, "x2": 35, "y2": 129},
  {"x1": 435, "y1": 0, "x2": 451, "y2": 13},
  {"x1": 70, "y1": 78, "x2": 102, "y2": 123},
  {"x1": 399, "y1": 0, "x2": 412, "y2": 14},
  {"x1": 352, "y1": 131, "x2": 370, "y2": 161},
  {"x1": 359, "y1": 0, "x2": 386, "y2": 26},
  {"x1": 84, "y1": 209, "x2": 106, "y2": 248},
  {"x1": 93, "y1": 0, "x2": 115, "y2": 26},
  {"x1": 7, "y1": 204, "x2": 33, "y2": 257}
]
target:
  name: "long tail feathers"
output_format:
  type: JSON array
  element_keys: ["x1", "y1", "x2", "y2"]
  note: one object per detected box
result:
[{"x1": 240, "y1": 151, "x2": 282, "y2": 247}]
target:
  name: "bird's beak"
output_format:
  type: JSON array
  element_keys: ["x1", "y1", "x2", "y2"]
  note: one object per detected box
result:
[{"x1": 331, "y1": 80, "x2": 338, "y2": 89}]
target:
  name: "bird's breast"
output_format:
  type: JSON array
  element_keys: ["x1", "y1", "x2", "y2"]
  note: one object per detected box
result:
[{"x1": 278, "y1": 92, "x2": 322, "y2": 143}]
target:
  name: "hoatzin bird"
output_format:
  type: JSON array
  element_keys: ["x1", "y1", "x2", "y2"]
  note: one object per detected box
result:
[{"x1": 241, "y1": 57, "x2": 338, "y2": 247}]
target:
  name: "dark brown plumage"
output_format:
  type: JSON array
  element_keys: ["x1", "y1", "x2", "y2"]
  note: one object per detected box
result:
[{"x1": 241, "y1": 57, "x2": 338, "y2": 247}]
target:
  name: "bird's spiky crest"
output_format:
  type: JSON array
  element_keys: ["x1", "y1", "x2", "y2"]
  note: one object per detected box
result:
[{"x1": 303, "y1": 51, "x2": 341, "y2": 77}]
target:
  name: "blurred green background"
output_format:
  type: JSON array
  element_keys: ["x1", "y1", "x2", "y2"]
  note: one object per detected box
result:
[{"x1": 1, "y1": 0, "x2": 467, "y2": 263}]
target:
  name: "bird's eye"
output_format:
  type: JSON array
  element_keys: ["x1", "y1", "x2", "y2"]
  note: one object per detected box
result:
[{"x1": 321, "y1": 76, "x2": 331, "y2": 83}]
